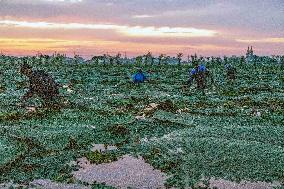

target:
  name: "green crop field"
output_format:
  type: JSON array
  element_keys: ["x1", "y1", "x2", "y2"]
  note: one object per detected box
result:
[{"x1": 0, "y1": 55, "x2": 284, "y2": 188}]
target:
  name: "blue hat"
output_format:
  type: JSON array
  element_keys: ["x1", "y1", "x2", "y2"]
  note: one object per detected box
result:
[
  {"x1": 190, "y1": 68, "x2": 197, "y2": 75},
  {"x1": 198, "y1": 64, "x2": 206, "y2": 72}
]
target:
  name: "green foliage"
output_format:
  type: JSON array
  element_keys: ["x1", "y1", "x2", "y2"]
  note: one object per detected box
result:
[
  {"x1": 0, "y1": 57, "x2": 283, "y2": 187},
  {"x1": 107, "y1": 124, "x2": 130, "y2": 136},
  {"x1": 91, "y1": 183, "x2": 117, "y2": 189},
  {"x1": 134, "y1": 125, "x2": 284, "y2": 187},
  {"x1": 86, "y1": 151, "x2": 118, "y2": 164}
]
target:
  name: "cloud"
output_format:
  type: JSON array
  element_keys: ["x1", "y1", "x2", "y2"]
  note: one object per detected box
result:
[
  {"x1": 122, "y1": 26, "x2": 217, "y2": 38},
  {"x1": 0, "y1": 0, "x2": 283, "y2": 56},
  {"x1": 44, "y1": 0, "x2": 82, "y2": 2},
  {"x1": 0, "y1": 19, "x2": 218, "y2": 38},
  {"x1": 0, "y1": 0, "x2": 283, "y2": 35},
  {"x1": 236, "y1": 38, "x2": 284, "y2": 43},
  {"x1": 0, "y1": 0, "x2": 83, "y2": 4},
  {"x1": 132, "y1": 15, "x2": 155, "y2": 19}
]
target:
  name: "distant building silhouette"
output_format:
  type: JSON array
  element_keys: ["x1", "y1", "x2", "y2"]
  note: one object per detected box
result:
[{"x1": 246, "y1": 46, "x2": 254, "y2": 63}]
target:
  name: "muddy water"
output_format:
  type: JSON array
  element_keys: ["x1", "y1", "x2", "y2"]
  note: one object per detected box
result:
[
  {"x1": 72, "y1": 155, "x2": 168, "y2": 189},
  {"x1": 72, "y1": 152, "x2": 282, "y2": 189},
  {"x1": 71, "y1": 144, "x2": 282, "y2": 189}
]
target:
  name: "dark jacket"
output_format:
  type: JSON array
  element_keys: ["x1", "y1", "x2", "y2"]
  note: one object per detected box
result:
[
  {"x1": 24, "y1": 70, "x2": 59, "y2": 100},
  {"x1": 225, "y1": 64, "x2": 237, "y2": 80},
  {"x1": 188, "y1": 65, "x2": 209, "y2": 89}
]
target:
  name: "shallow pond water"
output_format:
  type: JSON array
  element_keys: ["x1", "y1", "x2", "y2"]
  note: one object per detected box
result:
[{"x1": 72, "y1": 155, "x2": 168, "y2": 189}]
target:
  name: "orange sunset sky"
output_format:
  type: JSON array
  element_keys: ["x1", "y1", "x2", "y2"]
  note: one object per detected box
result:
[{"x1": 0, "y1": 0, "x2": 283, "y2": 58}]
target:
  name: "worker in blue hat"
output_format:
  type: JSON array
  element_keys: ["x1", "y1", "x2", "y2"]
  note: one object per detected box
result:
[{"x1": 187, "y1": 63, "x2": 213, "y2": 94}]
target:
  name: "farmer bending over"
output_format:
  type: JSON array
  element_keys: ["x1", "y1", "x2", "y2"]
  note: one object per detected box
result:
[
  {"x1": 187, "y1": 63, "x2": 213, "y2": 94},
  {"x1": 133, "y1": 69, "x2": 147, "y2": 83},
  {"x1": 20, "y1": 63, "x2": 60, "y2": 107},
  {"x1": 225, "y1": 64, "x2": 237, "y2": 81}
]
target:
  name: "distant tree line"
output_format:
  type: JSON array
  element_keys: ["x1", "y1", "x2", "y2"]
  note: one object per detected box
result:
[{"x1": 0, "y1": 52, "x2": 283, "y2": 68}]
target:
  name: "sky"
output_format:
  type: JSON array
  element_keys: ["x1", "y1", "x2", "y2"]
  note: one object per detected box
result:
[{"x1": 0, "y1": 0, "x2": 283, "y2": 58}]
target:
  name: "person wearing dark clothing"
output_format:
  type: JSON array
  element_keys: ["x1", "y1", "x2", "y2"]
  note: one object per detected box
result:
[
  {"x1": 133, "y1": 69, "x2": 147, "y2": 83},
  {"x1": 187, "y1": 64, "x2": 213, "y2": 94},
  {"x1": 225, "y1": 64, "x2": 237, "y2": 81},
  {"x1": 188, "y1": 64, "x2": 208, "y2": 88},
  {"x1": 20, "y1": 63, "x2": 60, "y2": 106}
]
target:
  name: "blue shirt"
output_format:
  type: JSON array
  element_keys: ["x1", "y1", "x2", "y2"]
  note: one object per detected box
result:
[{"x1": 133, "y1": 72, "x2": 146, "y2": 83}]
